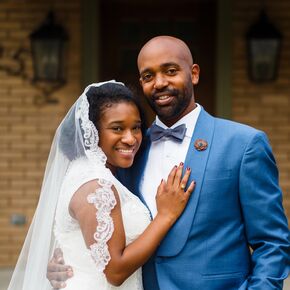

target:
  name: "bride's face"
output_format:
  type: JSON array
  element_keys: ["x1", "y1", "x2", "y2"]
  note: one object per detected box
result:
[{"x1": 98, "y1": 102, "x2": 143, "y2": 173}]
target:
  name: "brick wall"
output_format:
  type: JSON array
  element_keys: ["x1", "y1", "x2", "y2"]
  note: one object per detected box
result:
[
  {"x1": 232, "y1": 1, "x2": 290, "y2": 218},
  {"x1": 0, "y1": 0, "x2": 81, "y2": 266}
]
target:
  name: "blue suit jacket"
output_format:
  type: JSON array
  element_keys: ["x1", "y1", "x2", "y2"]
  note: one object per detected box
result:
[{"x1": 118, "y1": 108, "x2": 290, "y2": 290}]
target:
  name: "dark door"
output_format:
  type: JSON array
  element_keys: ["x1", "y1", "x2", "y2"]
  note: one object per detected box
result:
[{"x1": 100, "y1": 0, "x2": 216, "y2": 123}]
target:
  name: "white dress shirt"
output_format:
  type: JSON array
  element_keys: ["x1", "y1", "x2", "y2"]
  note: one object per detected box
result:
[{"x1": 140, "y1": 104, "x2": 201, "y2": 217}]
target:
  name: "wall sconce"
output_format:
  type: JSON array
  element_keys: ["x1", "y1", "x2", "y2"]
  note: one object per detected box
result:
[
  {"x1": 246, "y1": 9, "x2": 282, "y2": 82},
  {"x1": 30, "y1": 11, "x2": 68, "y2": 104},
  {"x1": 0, "y1": 11, "x2": 68, "y2": 105}
]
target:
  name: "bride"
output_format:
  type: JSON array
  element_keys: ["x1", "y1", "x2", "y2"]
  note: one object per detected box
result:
[{"x1": 8, "y1": 80, "x2": 194, "y2": 290}]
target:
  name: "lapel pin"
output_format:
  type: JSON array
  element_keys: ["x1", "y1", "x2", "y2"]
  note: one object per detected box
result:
[{"x1": 194, "y1": 139, "x2": 208, "y2": 151}]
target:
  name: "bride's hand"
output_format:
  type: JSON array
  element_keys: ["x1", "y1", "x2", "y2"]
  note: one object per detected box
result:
[
  {"x1": 46, "y1": 248, "x2": 73, "y2": 289},
  {"x1": 156, "y1": 163, "x2": 195, "y2": 224}
]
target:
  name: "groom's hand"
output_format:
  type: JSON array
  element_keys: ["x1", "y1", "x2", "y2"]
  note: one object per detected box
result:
[{"x1": 47, "y1": 248, "x2": 73, "y2": 289}]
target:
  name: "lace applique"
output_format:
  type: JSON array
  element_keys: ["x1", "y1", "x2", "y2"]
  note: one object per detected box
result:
[
  {"x1": 87, "y1": 178, "x2": 117, "y2": 272},
  {"x1": 76, "y1": 93, "x2": 107, "y2": 166}
]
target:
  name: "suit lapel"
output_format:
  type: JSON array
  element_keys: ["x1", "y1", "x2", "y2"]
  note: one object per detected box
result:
[{"x1": 157, "y1": 108, "x2": 215, "y2": 256}]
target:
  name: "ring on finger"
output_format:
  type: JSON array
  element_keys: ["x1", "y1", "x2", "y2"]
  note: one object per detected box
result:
[{"x1": 180, "y1": 184, "x2": 186, "y2": 190}]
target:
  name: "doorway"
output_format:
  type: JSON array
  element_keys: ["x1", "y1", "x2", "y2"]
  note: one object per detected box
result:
[{"x1": 99, "y1": 0, "x2": 217, "y2": 122}]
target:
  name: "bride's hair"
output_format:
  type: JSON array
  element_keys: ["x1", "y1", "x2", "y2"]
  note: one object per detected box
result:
[
  {"x1": 59, "y1": 82, "x2": 146, "y2": 161},
  {"x1": 87, "y1": 83, "x2": 143, "y2": 130}
]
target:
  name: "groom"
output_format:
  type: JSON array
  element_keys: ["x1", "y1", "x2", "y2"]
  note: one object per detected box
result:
[{"x1": 48, "y1": 36, "x2": 290, "y2": 289}]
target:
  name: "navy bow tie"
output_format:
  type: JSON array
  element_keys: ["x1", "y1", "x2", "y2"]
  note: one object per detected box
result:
[{"x1": 150, "y1": 123, "x2": 187, "y2": 142}]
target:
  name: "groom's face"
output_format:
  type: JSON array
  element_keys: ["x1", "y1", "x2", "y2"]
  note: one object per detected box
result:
[{"x1": 137, "y1": 39, "x2": 199, "y2": 127}]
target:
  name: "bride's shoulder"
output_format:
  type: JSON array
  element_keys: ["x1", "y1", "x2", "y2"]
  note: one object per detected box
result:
[
  {"x1": 66, "y1": 157, "x2": 105, "y2": 178},
  {"x1": 66, "y1": 157, "x2": 91, "y2": 175},
  {"x1": 63, "y1": 157, "x2": 114, "y2": 190}
]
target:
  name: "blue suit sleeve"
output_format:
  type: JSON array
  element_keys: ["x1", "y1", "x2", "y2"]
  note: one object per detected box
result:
[{"x1": 239, "y1": 131, "x2": 290, "y2": 290}]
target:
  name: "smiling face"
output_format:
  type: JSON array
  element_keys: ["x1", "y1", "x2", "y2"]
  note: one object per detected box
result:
[
  {"x1": 98, "y1": 102, "x2": 142, "y2": 174},
  {"x1": 138, "y1": 36, "x2": 200, "y2": 127}
]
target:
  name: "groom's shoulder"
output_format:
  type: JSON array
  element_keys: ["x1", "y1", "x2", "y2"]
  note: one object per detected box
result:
[{"x1": 207, "y1": 111, "x2": 261, "y2": 137}]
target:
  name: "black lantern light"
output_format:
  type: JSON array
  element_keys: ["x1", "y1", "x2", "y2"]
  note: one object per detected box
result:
[
  {"x1": 246, "y1": 9, "x2": 282, "y2": 82},
  {"x1": 30, "y1": 11, "x2": 68, "y2": 83}
]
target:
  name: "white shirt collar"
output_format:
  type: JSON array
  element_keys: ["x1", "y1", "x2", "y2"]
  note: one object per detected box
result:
[{"x1": 155, "y1": 103, "x2": 201, "y2": 138}]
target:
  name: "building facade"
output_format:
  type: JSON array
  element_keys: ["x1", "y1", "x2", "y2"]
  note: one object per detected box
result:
[{"x1": 0, "y1": 0, "x2": 289, "y2": 267}]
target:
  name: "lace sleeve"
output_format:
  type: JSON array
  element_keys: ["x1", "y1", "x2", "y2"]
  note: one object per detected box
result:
[{"x1": 87, "y1": 178, "x2": 117, "y2": 272}]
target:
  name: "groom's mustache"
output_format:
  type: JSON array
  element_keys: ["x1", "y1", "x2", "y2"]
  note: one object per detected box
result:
[{"x1": 151, "y1": 88, "x2": 179, "y2": 100}]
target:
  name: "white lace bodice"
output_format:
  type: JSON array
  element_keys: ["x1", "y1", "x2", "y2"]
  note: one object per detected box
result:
[{"x1": 54, "y1": 158, "x2": 151, "y2": 290}]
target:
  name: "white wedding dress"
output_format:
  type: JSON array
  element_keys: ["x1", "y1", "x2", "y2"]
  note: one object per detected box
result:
[{"x1": 54, "y1": 158, "x2": 151, "y2": 290}]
